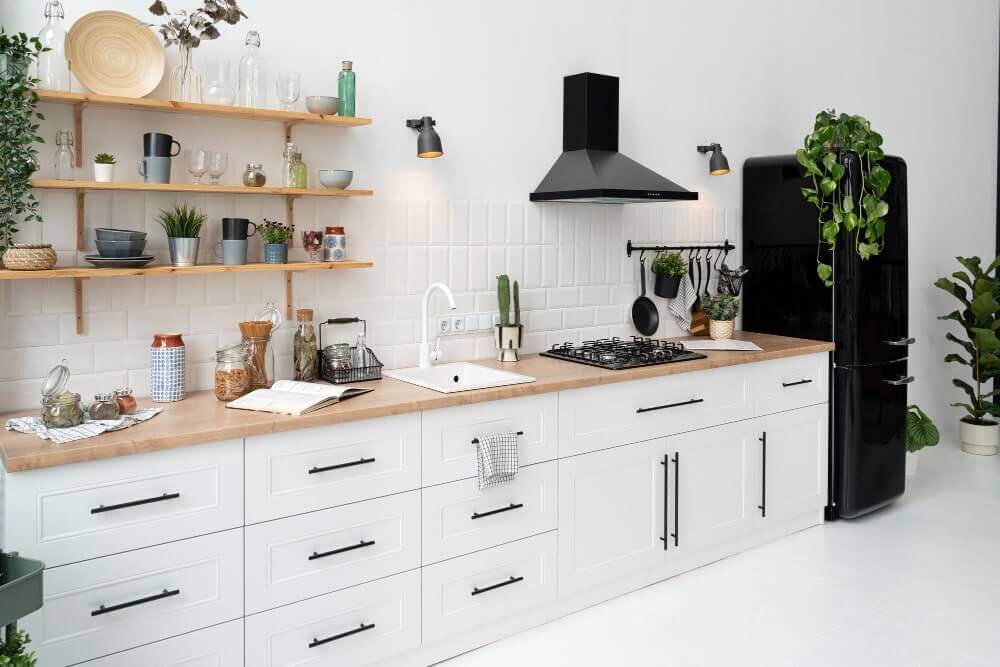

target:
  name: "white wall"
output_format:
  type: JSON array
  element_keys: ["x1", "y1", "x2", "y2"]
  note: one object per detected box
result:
[{"x1": 0, "y1": 0, "x2": 996, "y2": 433}]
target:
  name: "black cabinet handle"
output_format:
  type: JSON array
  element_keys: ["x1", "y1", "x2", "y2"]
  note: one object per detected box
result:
[
  {"x1": 883, "y1": 376, "x2": 915, "y2": 386},
  {"x1": 91, "y1": 492, "x2": 180, "y2": 515},
  {"x1": 326, "y1": 317, "x2": 361, "y2": 325},
  {"x1": 471, "y1": 503, "x2": 524, "y2": 520},
  {"x1": 670, "y1": 453, "x2": 679, "y2": 547},
  {"x1": 660, "y1": 454, "x2": 669, "y2": 551},
  {"x1": 309, "y1": 457, "x2": 376, "y2": 474},
  {"x1": 636, "y1": 398, "x2": 704, "y2": 414},
  {"x1": 309, "y1": 540, "x2": 376, "y2": 561},
  {"x1": 471, "y1": 431, "x2": 523, "y2": 444},
  {"x1": 471, "y1": 575, "x2": 524, "y2": 597},
  {"x1": 884, "y1": 337, "x2": 916, "y2": 346},
  {"x1": 758, "y1": 433, "x2": 767, "y2": 517},
  {"x1": 91, "y1": 588, "x2": 179, "y2": 616},
  {"x1": 781, "y1": 379, "x2": 813, "y2": 388},
  {"x1": 309, "y1": 623, "x2": 375, "y2": 648}
]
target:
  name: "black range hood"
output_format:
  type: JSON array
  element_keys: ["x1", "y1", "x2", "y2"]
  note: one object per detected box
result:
[{"x1": 530, "y1": 73, "x2": 698, "y2": 204}]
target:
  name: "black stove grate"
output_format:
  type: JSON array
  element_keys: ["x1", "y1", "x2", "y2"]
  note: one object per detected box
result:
[{"x1": 540, "y1": 336, "x2": 706, "y2": 370}]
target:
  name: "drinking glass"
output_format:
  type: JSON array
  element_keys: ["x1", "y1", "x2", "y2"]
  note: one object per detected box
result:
[
  {"x1": 276, "y1": 71, "x2": 301, "y2": 111},
  {"x1": 207, "y1": 151, "x2": 228, "y2": 185},
  {"x1": 302, "y1": 230, "x2": 323, "y2": 262},
  {"x1": 204, "y1": 60, "x2": 236, "y2": 106},
  {"x1": 188, "y1": 149, "x2": 209, "y2": 183}
]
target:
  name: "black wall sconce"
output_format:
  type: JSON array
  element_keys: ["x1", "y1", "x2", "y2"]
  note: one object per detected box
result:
[
  {"x1": 696, "y1": 143, "x2": 730, "y2": 175},
  {"x1": 406, "y1": 116, "x2": 443, "y2": 158}
]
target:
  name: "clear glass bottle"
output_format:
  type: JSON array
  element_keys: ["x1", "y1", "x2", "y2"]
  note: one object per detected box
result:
[
  {"x1": 169, "y1": 44, "x2": 203, "y2": 103},
  {"x1": 281, "y1": 141, "x2": 298, "y2": 187},
  {"x1": 337, "y1": 61, "x2": 356, "y2": 117},
  {"x1": 54, "y1": 129, "x2": 74, "y2": 179},
  {"x1": 293, "y1": 309, "x2": 318, "y2": 382},
  {"x1": 37, "y1": 1, "x2": 70, "y2": 91},
  {"x1": 88, "y1": 393, "x2": 121, "y2": 420},
  {"x1": 215, "y1": 343, "x2": 249, "y2": 401},
  {"x1": 237, "y1": 30, "x2": 264, "y2": 108}
]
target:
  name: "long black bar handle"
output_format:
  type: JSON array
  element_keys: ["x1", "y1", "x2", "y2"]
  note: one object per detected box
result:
[
  {"x1": 309, "y1": 457, "x2": 376, "y2": 475},
  {"x1": 470, "y1": 503, "x2": 524, "y2": 520},
  {"x1": 309, "y1": 623, "x2": 376, "y2": 649},
  {"x1": 670, "y1": 453, "x2": 679, "y2": 547},
  {"x1": 471, "y1": 431, "x2": 523, "y2": 445},
  {"x1": 758, "y1": 433, "x2": 767, "y2": 517},
  {"x1": 471, "y1": 575, "x2": 524, "y2": 597},
  {"x1": 637, "y1": 398, "x2": 704, "y2": 414},
  {"x1": 309, "y1": 539, "x2": 376, "y2": 561},
  {"x1": 91, "y1": 492, "x2": 180, "y2": 515},
  {"x1": 781, "y1": 379, "x2": 813, "y2": 388},
  {"x1": 660, "y1": 454, "x2": 669, "y2": 551},
  {"x1": 91, "y1": 588, "x2": 180, "y2": 616}
]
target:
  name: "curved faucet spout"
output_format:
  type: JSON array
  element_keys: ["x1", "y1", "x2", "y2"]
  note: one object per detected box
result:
[{"x1": 419, "y1": 282, "x2": 457, "y2": 368}]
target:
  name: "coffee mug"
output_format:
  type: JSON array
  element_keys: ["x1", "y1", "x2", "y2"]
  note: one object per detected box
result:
[
  {"x1": 144, "y1": 132, "x2": 181, "y2": 157},
  {"x1": 222, "y1": 217, "x2": 258, "y2": 240},
  {"x1": 137, "y1": 156, "x2": 172, "y2": 184},
  {"x1": 214, "y1": 239, "x2": 248, "y2": 265}
]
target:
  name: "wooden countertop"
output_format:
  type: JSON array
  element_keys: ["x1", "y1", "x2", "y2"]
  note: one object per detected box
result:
[{"x1": 0, "y1": 332, "x2": 832, "y2": 472}]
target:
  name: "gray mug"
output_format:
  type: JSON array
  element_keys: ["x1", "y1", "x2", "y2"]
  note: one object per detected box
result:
[
  {"x1": 214, "y1": 239, "x2": 248, "y2": 265},
  {"x1": 137, "y1": 156, "x2": 172, "y2": 184}
]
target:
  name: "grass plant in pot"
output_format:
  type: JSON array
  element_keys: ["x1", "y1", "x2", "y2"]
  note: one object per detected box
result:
[
  {"x1": 158, "y1": 203, "x2": 205, "y2": 267},
  {"x1": 702, "y1": 291, "x2": 739, "y2": 340},
  {"x1": 495, "y1": 273, "x2": 522, "y2": 362},
  {"x1": 93, "y1": 153, "x2": 116, "y2": 183},
  {"x1": 935, "y1": 255, "x2": 1000, "y2": 455},
  {"x1": 260, "y1": 218, "x2": 293, "y2": 264},
  {"x1": 651, "y1": 251, "x2": 686, "y2": 298}
]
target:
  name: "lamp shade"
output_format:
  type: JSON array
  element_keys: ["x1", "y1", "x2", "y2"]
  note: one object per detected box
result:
[
  {"x1": 417, "y1": 125, "x2": 443, "y2": 158},
  {"x1": 709, "y1": 149, "x2": 730, "y2": 175}
]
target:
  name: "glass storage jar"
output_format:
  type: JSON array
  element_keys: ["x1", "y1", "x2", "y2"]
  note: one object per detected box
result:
[
  {"x1": 39, "y1": 358, "x2": 85, "y2": 428},
  {"x1": 242, "y1": 161, "x2": 266, "y2": 187},
  {"x1": 215, "y1": 343, "x2": 249, "y2": 401},
  {"x1": 88, "y1": 393, "x2": 121, "y2": 420},
  {"x1": 113, "y1": 388, "x2": 137, "y2": 415},
  {"x1": 242, "y1": 335, "x2": 274, "y2": 390}
]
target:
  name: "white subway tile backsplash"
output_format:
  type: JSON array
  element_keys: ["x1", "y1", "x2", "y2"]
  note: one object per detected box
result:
[
  {"x1": 429, "y1": 201, "x2": 449, "y2": 244},
  {"x1": 524, "y1": 204, "x2": 542, "y2": 245},
  {"x1": 518, "y1": 288, "x2": 547, "y2": 311},
  {"x1": 469, "y1": 201, "x2": 488, "y2": 245},
  {"x1": 529, "y1": 309, "x2": 562, "y2": 331},
  {"x1": 468, "y1": 246, "x2": 489, "y2": 291},
  {"x1": 449, "y1": 200, "x2": 469, "y2": 245},
  {"x1": 449, "y1": 246, "x2": 470, "y2": 292},
  {"x1": 595, "y1": 304, "x2": 625, "y2": 325},
  {"x1": 547, "y1": 287, "x2": 578, "y2": 308},
  {"x1": 429, "y1": 246, "x2": 449, "y2": 286},
  {"x1": 523, "y1": 245, "x2": 541, "y2": 288},
  {"x1": 558, "y1": 243, "x2": 575, "y2": 286},
  {"x1": 580, "y1": 286, "x2": 610, "y2": 306},
  {"x1": 407, "y1": 201, "x2": 429, "y2": 245},
  {"x1": 128, "y1": 308, "x2": 190, "y2": 341},
  {"x1": 487, "y1": 246, "x2": 506, "y2": 283},
  {"x1": 407, "y1": 246, "x2": 429, "y2": 294},
  {"x1": 563, "y1": 307, "x2": 595, "y2": 329},
  {"x1": 541, "y1": 205, "x2": 559, "y2": 245},
  {"x1": 59, "y1": 311, "x2": 126, "y2": 344},
  {"x1": 489, "y1": 202, "x2": 507, "y2": 245},
  {"x1": 507, "y1": 203, "x2": 525, "y2": 244}
]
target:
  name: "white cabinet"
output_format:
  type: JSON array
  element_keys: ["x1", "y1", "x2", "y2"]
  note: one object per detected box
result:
[
  {"x1": 754, "y1": 352, "x2": 829, "y2": 416},
  {"x1": 557, "y1": 439, "x2": 667, "y2": 595},
  {"x1": 754, "y1": 403, "x2": 828, "y2": 524},
  {"x1": 79, "y1": 619, "x2": 244, "y2": 667}
]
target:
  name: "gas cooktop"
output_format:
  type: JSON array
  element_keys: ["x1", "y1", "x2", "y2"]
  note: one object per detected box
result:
[{"x1": 540, "y1": 336, "x2": 706, "y2": 370}]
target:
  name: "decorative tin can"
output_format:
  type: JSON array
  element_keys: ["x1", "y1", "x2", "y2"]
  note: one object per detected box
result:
[
  {"x1": 323, "y1": 226, "x2": 346, "y2": 261},
  {"x1": 150, "y1": 333, "x2": 186, "y2": 402}
]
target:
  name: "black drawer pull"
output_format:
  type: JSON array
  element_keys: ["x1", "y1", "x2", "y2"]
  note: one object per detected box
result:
[
  {"x1": 91, "y1": 492, "x2": 180, "y2": 514},
  {"x1": 471, "y1": 431, "x2": 523, "y2": 445},
  {"x1": 91, "y1": 588, "x2": 179, "y2": 616},
  {"x1": 471, "y1": 575, "x2": 524, "y2": 597},
  {"x1": 471, "y1": 503, "x2": 524, "y2": 520},
  {"x1": 309, "y1": 539, "x2": 376, "y2": 561},
  {"x1": 660, "y1": 454, "x2": 669, "y2": 551},
  {"x1": 670, "y1": 452, "x2": 679, "y2": 547},
  {"x1": 309, "y1": 623, "x2": 375, "y2": 648},
  {"x1": 758, "y1": 433, "x2": 767, "y2": 517},
  {"x1": 309, "y1": 457, "x2": 376, "y2": 474},
  {"x1": 781, "y1": 379, "x2": 813, "y2": 388},
  {"x1": 636, "y1": 398, "x2": 704, "y2": 414}
]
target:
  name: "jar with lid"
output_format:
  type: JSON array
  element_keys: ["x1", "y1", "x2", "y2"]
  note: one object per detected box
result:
[
  {"x1": 293, "y1": 309, "x2": 317, "y2": 382},
  {"x1": 54, "y1": 129, "x2": 74, "y2": 180},
  {"x1": 215, "y1": 343, "x2": 249, "y2": 401},
  {"x1": 39, "y1": 359, "x2": 84, "y2": 428},
  {"x1": 242, "y1": 161, "x2": 266, "y2": 187},
  {"x1": 323, "y1": 226, "x2": 346, "y2": 261},
  {"x1": 113, "y1": 388, "x2": 137, "y2": 415},
  {"x1": 323, "y1": 343, "x2": 352, "y2": 382},
  {"x1": 88, "y1": 393, "x2": 121, "y2": 421},
  {"x1": 36, "y1": 1, "x2": 70, "y2": 91},
  {"x1": 242, "y1": 335, "x2": 274, "y2": 390}
]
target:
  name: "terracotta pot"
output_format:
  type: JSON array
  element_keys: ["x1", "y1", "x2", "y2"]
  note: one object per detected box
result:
[
  {"x1": 709, "y1": 319, "x2": 735, "y2": 340},
  {"x1": 959, "y1": 419, "x2": 999, "y2": 456}
]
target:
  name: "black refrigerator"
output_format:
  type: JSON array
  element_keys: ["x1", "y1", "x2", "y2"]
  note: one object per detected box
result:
[{"x1": 742, "y1": 155, "x2": 911, "y2": 519}]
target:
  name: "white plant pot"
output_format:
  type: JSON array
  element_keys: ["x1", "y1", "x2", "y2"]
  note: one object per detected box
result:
[
  {"x1": 959, "y1": 419, "x2": 999, "y2": 456},
  {"x1": 93, "y1": 163, "x2": 115, "y2": 183}
]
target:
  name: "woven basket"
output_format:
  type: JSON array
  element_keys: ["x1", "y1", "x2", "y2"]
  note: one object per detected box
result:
[
  {"x1": 709, "y1": 319, "x2": 735, "y2": 340},
  {"x1": 2, "y1": 244, "x2": 57, "y2": 271}
]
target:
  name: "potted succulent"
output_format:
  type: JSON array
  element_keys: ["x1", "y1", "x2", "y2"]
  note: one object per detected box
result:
[
  {"x1": 157, "y1": 203, "x2": 206, "y2": 267},
  {"x1": 651, "y1": 251, "x2": 687, "y2": 298},
  {"x1": 260, "y1": 217, "x2": 293, "y2": 264},
  {"x1": 495, "y1": 273, "x2": 522, "y2": 362},
  {"x1": 702, "y1": 292, "x2": 740, "y2": 340},
  {"x1": 93, "y1": 153, "x2": 116, "y2": 183},
  {"x1": 935, "y1": 255, "x2": 1000, "y2": 455}
]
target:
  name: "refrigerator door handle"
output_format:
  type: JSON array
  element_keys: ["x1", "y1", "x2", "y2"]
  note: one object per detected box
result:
[
  {"x1": 884, "y1": 337, "x2": 916, "y2": 346},
  {"x1": 883, "y1": 375, "x2": 915, "y2": 386}
]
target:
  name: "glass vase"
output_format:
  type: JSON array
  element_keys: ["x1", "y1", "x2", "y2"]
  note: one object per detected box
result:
[{"x1": 169, "y1": 45, "x2": 203, "y2": 103}]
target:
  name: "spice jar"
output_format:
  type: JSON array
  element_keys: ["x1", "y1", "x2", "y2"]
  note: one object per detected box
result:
[
  {"x1": 88, "y1": 393, "x2": 121, "y2": 420},
  {"x1": 243, "y1": 161, "x2": 266, "y2": 187},
  {"x1": 39, "y1": 359, "x2": 84, "y2": 428},
  {"x1": 293, "y1": 309, "x2": 318, "y2": 382},
  {"x1": 215, "y1": 343, "x2": 249, "y2": 401},
  {"x1": 113, "y1": 388, "x2": 137, "y2": 415}
]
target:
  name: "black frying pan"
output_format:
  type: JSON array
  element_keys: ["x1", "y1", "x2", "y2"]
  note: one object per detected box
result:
[{"x1": 632, "y1": 254, "x2": 659, "y2": 335}]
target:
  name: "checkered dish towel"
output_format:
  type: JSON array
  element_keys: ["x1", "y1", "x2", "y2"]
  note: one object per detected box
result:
[
  {"x1": 475, "y1": 431, "x2": 519, "y2": 489},
  {"x1": 5, "y1": 408, "x2": 162, "y2": 445}
]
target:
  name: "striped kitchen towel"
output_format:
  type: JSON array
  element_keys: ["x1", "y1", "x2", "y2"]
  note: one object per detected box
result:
[
  {"x1": 475, "y1": 431, "x2": 519, "y2": 489},
  {"x1": 5, "y1": 408, "x2": 162, "y2": 445}
]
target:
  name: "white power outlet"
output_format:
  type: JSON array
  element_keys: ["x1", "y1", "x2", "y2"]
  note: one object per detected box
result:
[
  {"x1": 437, "y1": 317, "x2": 452, "y2": 334},
  {"x1": 451, "y1": 316, "x2": 466, "y2": 333}
]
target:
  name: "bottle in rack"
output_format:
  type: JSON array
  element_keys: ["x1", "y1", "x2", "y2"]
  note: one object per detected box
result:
[
  {"x1": 36, "y1": 1, "x2": 70, "y2": 91},
  {"x1": 338, "y1": 61, "x2": 356, "y2": 117},
  {"x1": 237, "y1": 30, "x2": 264, "y2": 108}
]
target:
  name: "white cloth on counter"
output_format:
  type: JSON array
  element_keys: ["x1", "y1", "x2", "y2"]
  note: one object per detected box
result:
[
  {"x1": 475, "y1": 431, "x2": 519, "y2": 489},
  {"x1": 668, "y1": 277, "x2": 699, "y2": 332},
  {"x1": 5, "y1": 408, "x2": 162, "y2": 445}
]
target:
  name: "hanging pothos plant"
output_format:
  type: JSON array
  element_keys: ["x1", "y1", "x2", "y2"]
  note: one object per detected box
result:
[
  {"x1": 796, "y1": 110, "x2": 891, "y2": 286},
  {"x1": 0, "y1": 31, "x2": 46, "y2": 256}
]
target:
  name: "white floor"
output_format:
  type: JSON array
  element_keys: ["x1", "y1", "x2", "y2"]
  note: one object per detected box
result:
[{"x1": 443, "y1": 443, "x2": 1000, "y2": 667}]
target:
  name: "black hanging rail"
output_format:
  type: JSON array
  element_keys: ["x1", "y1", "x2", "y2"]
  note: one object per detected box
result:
[{"x1": 626, "y1": 239, "x2": 735, "y2": 257}]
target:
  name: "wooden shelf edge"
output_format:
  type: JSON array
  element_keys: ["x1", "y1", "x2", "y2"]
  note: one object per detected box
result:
[
  {"x1": 0, "y1": 260, "x2": 374, "y2": 280},
  {"x1": 30, "y1": 179, "x2": 373, "y2": 197}
]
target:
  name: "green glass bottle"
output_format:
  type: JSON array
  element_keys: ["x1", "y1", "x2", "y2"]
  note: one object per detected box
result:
[{"x1": 338, "y1": 61, "x2": 356, "y2": 117}]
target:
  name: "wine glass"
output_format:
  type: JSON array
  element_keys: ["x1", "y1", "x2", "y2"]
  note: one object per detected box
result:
[
  {"x1": 276, "y1": 71, "x2": 301, "y2": 111},
  {"x1": 188, "y1": 149, "x2": 209, "y2": 183},
  {"x1": 207, "y1": 151, "x2": 228, "y2": 185},
  {"x1": 302, "y1": 230, "x2": 323, "y2": 262}
]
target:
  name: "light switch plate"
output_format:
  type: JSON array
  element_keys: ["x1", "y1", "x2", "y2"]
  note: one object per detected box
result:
[
  {"x1": 465, "y1": 315, "x2": 479, "y2": 331},
  {"x1": 478, "y1": 314, "x2": 493, "y2": 330}
]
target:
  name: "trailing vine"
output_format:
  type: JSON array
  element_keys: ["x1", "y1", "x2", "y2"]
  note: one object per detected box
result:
[
  {"x1": 796, "y1": 110, "x2": 891, "y2": 286},
  {"x1": 0, "y1": 31, "x2": 46, "y2": 256}
]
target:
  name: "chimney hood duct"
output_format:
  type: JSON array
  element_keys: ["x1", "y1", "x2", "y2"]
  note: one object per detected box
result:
[{"x1": 530, "y1": 73, "x2": 698, "y2": 204}]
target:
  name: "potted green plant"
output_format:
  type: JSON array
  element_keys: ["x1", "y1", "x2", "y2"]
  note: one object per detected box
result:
[
  {"x1": 702, "y1": 292, "x2": 740, "y2": 340},
  {"x1": 495, "y1": 273, "x2": 522, "y2": 362},
  {"x1": 259, "y1": 218, "x2": 294, "y2": 264},
  {"x1": 935, "y1": 255, "x2": 1000, "y2": 455},
  {"x1": 93, "y1": 153, "x2": 116, "y2": 183},
  {"x1": 0, "y1": 628, "x2": 37, "y2": 667},
  {"x1": 157, "y1": 203, "x2": 206, "y2": 267},
  {"x1": 651, "y1": 251, "x2": 687, "y2": 298}
]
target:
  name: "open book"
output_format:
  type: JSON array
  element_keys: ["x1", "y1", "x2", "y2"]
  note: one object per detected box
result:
[{"x1": 225, "y1": 380, "x2": 373, "y2": 416}]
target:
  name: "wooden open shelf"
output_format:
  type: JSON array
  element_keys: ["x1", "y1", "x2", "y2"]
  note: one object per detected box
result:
[
  {"x1": 0, "y1": 260, "x2": 373, "y2": 281},
  {"x1": 30, "y1": 179, "x2": 373, "y2": 198}
]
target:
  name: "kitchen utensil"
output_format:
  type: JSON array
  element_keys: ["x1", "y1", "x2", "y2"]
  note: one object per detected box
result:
[
  {"x1": 318, "y1": 169, "x2": 353, "y2": 189},
  {"x1": 207, "y1": 151, "x2": 228, "y2": 185},
  {"x1": 214, "y1": 239, "x2": 248, "y2": 265},
  {"x1": 2, "y1": 244, "x2": 57, "y2": 271},
  {"x1": 138, "y1": 156, "x2": 172, "y2": 183},
  {"x1": 96, "y1": 228, "x2": 146, "y2": 241},
  {"x1": 689, "y1": 250, "x2": 708, "y2": 335},
  {"x1": 95, "y1": 238, "x2": 147, "y2": 258},
  {"x1": 305, "y1": 96, "x2": 339, "y2": 115},
  {"x1": 84, "y1": 255, "x2": 155, "y2": 268},
  {"x1": 276, "y1": 71, "x2": 301, "y2": 111},
  {"x1": 631, "y1": 254, "x2": 659, "y2": 336},
  {"x1": 144, "y1": 132, "x2": 181, "y2": 158},
  {"x1": 222, "y1": 217, "x2": 257, "y2": 240},
  {"x1": 68, "y1": 10, "x2": 164, "y2": 98},
  {"x1": 188, "y1": 149, "x2": 209, "y2": 183}
]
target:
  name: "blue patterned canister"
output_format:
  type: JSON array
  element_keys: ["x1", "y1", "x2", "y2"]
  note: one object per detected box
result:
[
  {"x1": 150, "y1": 333, "x2": 186, "y2": 402},
  {"x1": 323, "y1": 226, "x2": 347, "y2": 261}
]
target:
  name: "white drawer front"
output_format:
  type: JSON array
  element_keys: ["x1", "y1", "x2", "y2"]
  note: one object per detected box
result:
[
  {"x1": 244, "y1": 570, "x2": 421, "y2": 667},
  {"x1": 422, "y1": 461, "x2": 557, "y2": 564},
  {"x1": 79, "y1": 618, "x2": 244, "y2": 667},
  {"x1": 245, "y1": 490, "x2": 421, "y2": 614},
  {"x1": 754, "y1": 352, "x2": 829, "y2": 416},
  {"x1": 559, "y1": 365, "x2": 754, "y2": 457},
  {"x1": 23, "y1": 529, "x2": 243, "y2": 667},
  {"x1": 5, "y1": 440, "x2": 243, "y2": 567},
  {"x1": 422, "y1": 393, "x2": 558, "y2": 486},
  {"x1": 245, "y1": 414, "x2": 421, "y2": 523},
  {"x1": 422, "y1": 532, "x2": 557, "y2": 643}
]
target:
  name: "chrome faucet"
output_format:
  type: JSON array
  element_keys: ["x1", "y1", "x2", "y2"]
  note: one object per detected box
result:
[{"x1": 419, "y1": 282, "x2": 457, "y2": 368}]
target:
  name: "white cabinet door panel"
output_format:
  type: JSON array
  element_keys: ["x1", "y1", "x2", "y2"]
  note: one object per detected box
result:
[
  {"x1": 79, "y1": 619, "x2": 244, "y2": 667},
  {"x1": 755, "y1": 404, "x2": 828, "y2": 524}
]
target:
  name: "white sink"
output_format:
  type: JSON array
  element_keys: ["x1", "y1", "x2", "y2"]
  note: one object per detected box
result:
[{"x1": 385, "y1": 362, "x2": 535, "y2": 394}]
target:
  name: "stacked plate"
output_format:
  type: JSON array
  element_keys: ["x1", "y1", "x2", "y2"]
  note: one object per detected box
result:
[{"x1": 86, "y1": 229, "x2": 155, "y2": 268}]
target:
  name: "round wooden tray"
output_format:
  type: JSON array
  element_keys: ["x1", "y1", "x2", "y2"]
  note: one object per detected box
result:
[{"x1": 69, "y1": 10, "x2": 164, "y2": 98}]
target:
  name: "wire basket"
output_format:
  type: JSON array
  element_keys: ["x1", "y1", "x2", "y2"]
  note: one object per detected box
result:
[{"x1": 318, "y1": 317, "x2": 383, "y2": 384}]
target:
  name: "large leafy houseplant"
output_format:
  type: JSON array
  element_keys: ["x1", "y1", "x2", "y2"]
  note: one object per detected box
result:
[{"x1": 797, "y1": 110, "x2": 892, "y2": 286}]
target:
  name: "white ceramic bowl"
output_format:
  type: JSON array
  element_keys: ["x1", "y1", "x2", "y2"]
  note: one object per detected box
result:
[
  {"x1": 305, "y1": 96, "x2": 339, "y2": 115},
  {"x1": 318, "y1": 169, "x2": 353, "y2": 189}
]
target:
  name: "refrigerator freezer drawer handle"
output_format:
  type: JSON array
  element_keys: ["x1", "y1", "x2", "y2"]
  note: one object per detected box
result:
[
  {"x1": 884, "y1": 337, "x2": 916, "y2": 346},
  {"x1": 883, "y1": 376, "x2": 915, "y2": 386}
]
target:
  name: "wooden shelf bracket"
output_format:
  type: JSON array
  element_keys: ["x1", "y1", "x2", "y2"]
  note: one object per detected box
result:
[
  {"x1": 73, "y1": 102, "x2": 85, "y2": 167},
  {"x1": 73, "y1": 277, "x2": 85, "y2": 334}
]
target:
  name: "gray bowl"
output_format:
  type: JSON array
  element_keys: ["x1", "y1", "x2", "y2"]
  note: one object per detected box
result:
[
  {"x1": 306, "y1": 96, "x2": 339, "y2": 115},
  {"x1": 318, "y1": 169, "x2": 353, "y2": 189},
  {"x1": 95, "y1": 228, "x2": 147, "y2": 242},
  {"x1": 95, "y1": 238, "x2": 147, "y2": 258}
]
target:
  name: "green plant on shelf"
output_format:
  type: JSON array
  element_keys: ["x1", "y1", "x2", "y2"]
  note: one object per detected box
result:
[
  {"x1": 157, "y1": 203, "x2": 206, "y2": 238},
  {"x1": 702, "y1": 292, "x2": 739, "y2": 321},
  {"x1": 651, "y1": 251, "x2": 687, "y2": 277},
  {"x1": 259, "y1": 217, "x2": 294, "y2": 244},
  {"x1": 93, "y1": 152, "x2": 116, "y2": 164}
]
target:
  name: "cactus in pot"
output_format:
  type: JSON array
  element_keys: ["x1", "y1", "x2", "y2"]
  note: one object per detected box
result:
[{"x1": 495, "y1": 273, "x2": 523, "y2": 361}]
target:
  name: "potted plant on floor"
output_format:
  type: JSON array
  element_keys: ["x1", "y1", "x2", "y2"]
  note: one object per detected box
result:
[
  {"x1": 702, "y1": 292, "x2": 739, "y2": 340},
  {"x1": 157, "y1": 203, "x2": 206, "y2": 267},
  {"x1": 495, "y1": 273, "x2": 522, "y2": 362},
  {"x1": 93, "y1": 153, "x2": 116, "y2": 183},
  {"x1": 935, "y1": 255, "x2": 1000, "y2": 455},
  {"x1": 0, "y1": 627, "x2": 37, "y2": 666},
  {"x1": 260, "y1": 218, "x2": 293, "y2": 264},
  {"x1": 651, "y1": 251, "x2": 687, "y2": 298}
]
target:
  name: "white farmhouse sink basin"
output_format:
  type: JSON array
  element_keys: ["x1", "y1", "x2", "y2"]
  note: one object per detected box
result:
[{"x1": 385, "y1": 362, "x2": 535, "y2": 394}]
